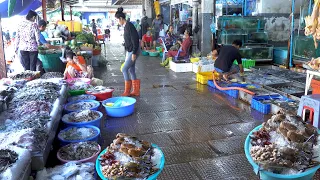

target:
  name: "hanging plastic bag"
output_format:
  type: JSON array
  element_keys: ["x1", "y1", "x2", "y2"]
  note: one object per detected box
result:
[
  {"x1": 159, "y1": 29, "x2": 165, "y2": 37},
  {"x1": 120, "y1": 62, "x2": 125, "y2": 72}
]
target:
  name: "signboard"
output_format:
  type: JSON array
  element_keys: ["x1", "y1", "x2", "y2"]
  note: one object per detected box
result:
[{"x1": 171, "y1": 0, "x2": 192, "y2": 6}]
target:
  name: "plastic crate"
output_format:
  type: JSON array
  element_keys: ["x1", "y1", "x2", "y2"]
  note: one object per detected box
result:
[
  {"x1": 233, "y1": 59, "x2": 255, "y2": 69},
  {"x1": 251, "y1": 94, "x2": 292, "y2": 114},
  {"x1": 311, "y1": 79, "x2": 320, "y2": 95},
  {"x1": 196, "y1": 72, "x2": 213, "y2": 84},
  {"x1": 169, "y1": 61, "x2": 193, "y2": 72},
  {"x1": 207, "y1": 80, "x2": 239, "y2": 98}
]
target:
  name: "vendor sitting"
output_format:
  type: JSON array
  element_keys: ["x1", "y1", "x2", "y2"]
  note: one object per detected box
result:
[
  {"x1": 141, "y1": 31, "x2": 153, "y2": 50},
  {"x1": 166, "y1": 29, "x2": 192, "y2": 58},
  {"x1": 164, "y1": 25, "x2": 177, "y2": 50},
  {"x1": 64, "y1": 51, "x2": 93, "y2": 79},
  {"x1": 214, "y1": 40, "x2": 244, "y2": 81}
]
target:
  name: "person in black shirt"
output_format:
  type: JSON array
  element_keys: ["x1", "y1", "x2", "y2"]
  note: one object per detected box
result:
[
  {"x1": 214, "y1": 40, "x2": 244, "y2": 81},
  {"x1": 115, "y1": 7, "x2": 140, "y2": 97}
]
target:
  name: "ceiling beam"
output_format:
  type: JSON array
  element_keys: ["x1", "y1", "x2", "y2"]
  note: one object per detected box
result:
[{"x1": 72, "y1": 5, "x2": 142, "y2": 11}]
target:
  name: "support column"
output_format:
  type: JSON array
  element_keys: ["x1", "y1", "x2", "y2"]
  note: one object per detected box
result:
[
  {"x1": 192, "y1": 0, "x2": 199, "y2": 52},
  {"x1": 0, "y1": 16, "x2": 6, "y2": 79},
  {"x1": 70, "y1": 6, "x2": 73, "y2": 21},
  {"x1": 42, "y1": 0, "x2": 47, "y2": 21},
  {"x1": 145, "y1": 0, "x2": 154, "y2": 23},
  {"x1": 169, "y1": 4, "x2": 172, "y2": 24},
  {"x1": 200, "y1": 0, "x2": 213, "y2": 55},
  {"x1": 60, "y1": 0, "x2": 65, "y2": 21}
]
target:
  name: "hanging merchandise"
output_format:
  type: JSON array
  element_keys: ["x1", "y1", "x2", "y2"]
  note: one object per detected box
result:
[
  {"x1": 154, "y1": 0, "x2": 161, "y2": 16},
  {"x1": 210, "y1": 18, "x2": 216, "y2": 33},
  {"x1": 305, "y1": 0, "x2": 320, "y2": 48}
]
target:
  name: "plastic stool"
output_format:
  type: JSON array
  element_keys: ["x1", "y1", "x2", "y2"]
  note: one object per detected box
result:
[{"x1": 297, "y1": 95, "x2": 320, "y2": 128}]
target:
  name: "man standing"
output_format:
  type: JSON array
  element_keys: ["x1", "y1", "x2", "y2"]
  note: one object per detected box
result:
[
  {"x1": 214, "y1": 40, "x2": 244, "y2": 81},
  {"x1": 91, "y1": 19, "x2": 98, "y2": 38}
]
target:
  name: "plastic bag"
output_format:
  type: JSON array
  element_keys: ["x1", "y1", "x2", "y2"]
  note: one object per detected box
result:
[{"x1": 120, "y1": 62, "x2": 125, "y2": 72}]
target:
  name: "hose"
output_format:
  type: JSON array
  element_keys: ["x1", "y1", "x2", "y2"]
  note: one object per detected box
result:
[{"x1": 212, "y1": 71, "x2": 255, "y2": 95}]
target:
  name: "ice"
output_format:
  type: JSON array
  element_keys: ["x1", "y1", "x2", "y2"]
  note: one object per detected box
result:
[
  {"x1": 269, "y1": 131, "x2": 290, "y2": 147},
  {"x1": 114, "y1": 151, "x2": 135, "y2": 164},
  {"x1": 151, "y1": 148, "x2": 162, "y2": 169},
  {"x1": 124, "y1": 137, "x2": 142, "y2": 148}
]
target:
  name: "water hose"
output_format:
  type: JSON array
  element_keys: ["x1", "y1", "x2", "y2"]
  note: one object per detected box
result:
[{"x1": 212, "y1": 71, "x2": 256, "y2": 95}]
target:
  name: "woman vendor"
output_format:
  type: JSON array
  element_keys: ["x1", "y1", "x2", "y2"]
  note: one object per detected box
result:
[
  {"x1": 63, "y1": 51, "x2": 93, "y2": 79},
  {"x1": 164, "y1": 25, "x2": 177, "y2": 50},
  {"x1": 166, "y1": 29, "x2": 192, "y2": 58},
  {"x1": 141, "y1": 31, "x2": 153, "y2": 50}
]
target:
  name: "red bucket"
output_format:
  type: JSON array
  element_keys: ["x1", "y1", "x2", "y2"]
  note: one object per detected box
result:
[{"x1": 86, "y1": 89, "x2": 114, "y2": 101}]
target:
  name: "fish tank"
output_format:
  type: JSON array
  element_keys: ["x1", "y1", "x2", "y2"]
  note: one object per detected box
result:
[
  {"x1": 218, "y1": 30, "x2": 247, "y2": 45},
  {"x1": 240, "y1": 45, "x2": 273, "y2": 61},
  {"x1": 293, "y1": 35, "x2": 320, "y2": 59},
  {"x1": 247, "y1": 32, "x2": 268, "y2": 44},
  {"x1": 217, "y1": 16, "x2": 266, "y2": 30}
]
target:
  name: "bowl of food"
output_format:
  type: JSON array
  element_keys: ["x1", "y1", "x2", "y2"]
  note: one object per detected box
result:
[
  {"x1": 64, "y1": 100, "x2": 100, "y2": 113},
  {"x1": 62, "y1": 110, "x2": 103, "y2": 128},
  {"x1": 86, "y1": 86, "x2": 115, "y2": 101},
  {"x1": 102, "y1": 97, "x2": 136, "y2": 117},
  {"x1": 67, "y1": 94, "x2": 96, "y2": 103},
  {"x1": 57, "y1": 141, "x2": 101, "y2": 164},
  {"x1": 96, "y1": 133, "x2": 165, "y2": 180},
  {"x1": 57, "y1": 125, "x2": 100, "y2": 146},
  {"x1": 245, "y1": 114, "x2": 320, "y2": 180}
]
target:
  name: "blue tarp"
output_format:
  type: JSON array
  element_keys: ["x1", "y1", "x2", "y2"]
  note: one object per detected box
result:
[{"x1": 0, "y1": 0, "x2": 42, "y2": 18}]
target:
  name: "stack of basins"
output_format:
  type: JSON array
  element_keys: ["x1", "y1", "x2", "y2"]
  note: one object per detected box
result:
[{"x1": 57, "y1": 94, "x2": 103, "y2": 164}]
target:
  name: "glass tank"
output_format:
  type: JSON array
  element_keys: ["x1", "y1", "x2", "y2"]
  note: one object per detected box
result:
[
  {"x1": 217, "y1": 16, "x2": 266, "y2": 30},
  {"x1": 240, "y1": 45, "x2": 273, "y2": 60},
  {"x1": 218, "y1": 30, "x2": 247, "y2": 45},
  {"x1": 247, "y1": 32, "x2": 268, "y2": 44},
  {"x1": 293, "y1": 36, "x2": 320, "y2": 59}
]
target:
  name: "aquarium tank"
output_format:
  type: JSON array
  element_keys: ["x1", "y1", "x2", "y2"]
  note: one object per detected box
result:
[
  {"x1": 217, "y1": 30, "x2": 247, "y2": 45},
  {"x1": 240, "y1": 45, "x2": 273, "y2": 60},
  {"x1": 293, "y1": 36, "x2": 320, "y2": 59}
]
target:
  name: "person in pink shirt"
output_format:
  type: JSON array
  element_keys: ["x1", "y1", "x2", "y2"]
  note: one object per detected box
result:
[{"x1": 14, "y1": 10, "x2": 40, "y2": 71}]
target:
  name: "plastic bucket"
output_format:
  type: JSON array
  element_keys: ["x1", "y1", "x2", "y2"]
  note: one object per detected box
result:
[
  {"x1": 96, "y1": 144, "x2": 165, "y2": 180},
  {"x1": 149, "y1": 51, "x2": 159, "y2": 57},
  {"x1": 61, "y1": 110, "x2": 103, "y2": 128},
  {"x1": 244, "y1": 125, "x2": 320, "y2": 180},
  {"x1": 142, "y1": 51, "x2": 149, "y2": 56},
  {"x1": 64, "y1": 100, "x2": 100, "y2": 113},
  {"x1": 57, "y1": 142, "x2": 101, "y2": 164},
  {"x1": 86, "y1": 89, "x2": 114, "y2": 101},
  {"x1": 57, "y1": 125, "x2": 101, "y2": 147},
  {"x1": 102, "y1": 97, "x2": 136, "y2": 117},
  {"x1": 67, "y1": 94, "x2": 96, "y2": 103}
]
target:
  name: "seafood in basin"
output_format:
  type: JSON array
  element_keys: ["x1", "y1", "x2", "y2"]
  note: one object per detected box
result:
[
  {"x1": 58, "y1": 142, "x2": 100, "y2": 161},
  {"x1": 63, "y1": 110, "x2": 100, "y2": 123},
  {"x1": 98, "y1": 133, "x2": 162, "y2": 179},
  {"x1": 250, "y1": 113, "x2": 319, "y2": 174},
  {"x1": 66, "y1": 101, "x2": 98, "y2": 111},
  {"x1": 58, "y1": 127, "x2": 97, "y2": 141}
]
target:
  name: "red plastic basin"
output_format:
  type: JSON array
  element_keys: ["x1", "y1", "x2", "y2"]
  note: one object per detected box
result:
[{"x1": 86, "y1": 89, "x2": 114, "y2": 101}]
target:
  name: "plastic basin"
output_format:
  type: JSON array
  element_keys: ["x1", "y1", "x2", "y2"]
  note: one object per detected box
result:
[
  {"x1": 244, "y1": 125, "x2": 320, "y2": 180},
  {"x1": 68, "y1": 89, "x2": 86, "y2": 96},
  {"x1": 102, "y1": 97, "x2": 136, "y2": 117},
  {"x1": 67, "y1": 94, "x2": 96, "y2": 103},
  {"x1": 64, "y1": 100, "x2": 100, "y2": 113},
  {"x1": 149, "y1": 51, "x2": 159, "y2": 57},
  {"x1": 96, "y1": 144, "x2": 165, "y2": 180},
  {"x1": 61, "y1": 110, "x2": 103, "y2": 128},
  {"x1": 57, "y1": 125, "x2": 101, "y2": 147},
  {"x1": 142, "y1": 51, "x2": 149, "y2": 56},
  {"x1": 86, "y1": 89, "x2": 114, "y2": 101},
  {"x1": 57, "y1": 143, "x2": 101, "y2": 164}
]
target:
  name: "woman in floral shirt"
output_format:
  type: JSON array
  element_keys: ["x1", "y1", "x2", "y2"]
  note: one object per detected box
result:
[{"x1": 15, "y1": 10, "x2": 40, "y2": 71}]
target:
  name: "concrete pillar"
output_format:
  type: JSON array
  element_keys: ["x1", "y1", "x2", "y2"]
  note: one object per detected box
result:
[
  {"x1": 200, "y1": 0, "x2": 213, "y2": 55},
  {"x1": 192, "y1": 0, "x2": 200, "y2": 52},
  {"x1": 0, "y1": 17, "x2": 6, "y2": 79},
  {"x1": 144, "y1": 0, "x2": 154, "y2": 26}
]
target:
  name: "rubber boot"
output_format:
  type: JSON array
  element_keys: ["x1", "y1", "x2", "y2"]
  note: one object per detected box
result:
[
  {"x1": 121, "y1": 80, "x2": 132, "y2": 96},
  {"x1": 130, "y1": 79, "x2": 140, "y2": 96}
]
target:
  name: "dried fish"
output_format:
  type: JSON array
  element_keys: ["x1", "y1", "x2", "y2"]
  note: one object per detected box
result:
[
  {"x1": 66, "y1": 101, "x2": 97, "y2": 111},
  {"x1": 63, "y1": 110, "x2": 100, "y2": 123},
  {"x1": 0, "y1": 149, "x2": 18, "y2": 173},
  {"x1": 59, "y1": 127, "x2": 97, "y2": 141},
  {"x1": 68, "y1": 94, "x2": 96, "y2": 102},
  {"x1": 8, "y1": 70, "x2": 39, "y2": 80},
  {"x1": 59, "y1": 142, "x2": 100, "y2": 161},
  {"x1": 41, "y1": 72, "x2": 64, "y2": 79}
]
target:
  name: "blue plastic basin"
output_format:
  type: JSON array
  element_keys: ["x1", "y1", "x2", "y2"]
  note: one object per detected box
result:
[
  {"x1": 102, "y1": 97, "x2": 136, "y2": 117},
  {"x1": 67, "y1": 94, "x2": 96, "y2": 103},
  {"x1": 64, "y1": 100, "x2": 100, "y2": 113},
  {"x1": 245, "y1": 125, "x2": 320, "y2": 180},
  {"x1": 58, "y1": 125, "x2": 100, "y2": 147},
  {"x1": 96, "y1": 144, "x2": 165, "y2": 180},
  {"x1": 61, "y1": 110, "x2": 103, "y2": 128}
]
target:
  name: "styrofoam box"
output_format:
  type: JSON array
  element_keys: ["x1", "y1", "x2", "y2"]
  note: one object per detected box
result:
[
  {"x1": 170, "y1": 61, "x2": 193, "y2": 72},
  {"x1": 192, "y1": 63, "x2": 215, "y2": 73}
]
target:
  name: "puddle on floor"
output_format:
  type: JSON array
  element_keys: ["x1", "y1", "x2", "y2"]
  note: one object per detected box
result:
[{"x1": 152, "y1": 84, "x2": 176, "y2": 89}]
